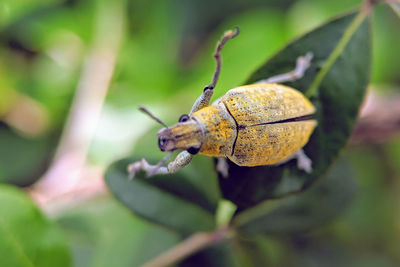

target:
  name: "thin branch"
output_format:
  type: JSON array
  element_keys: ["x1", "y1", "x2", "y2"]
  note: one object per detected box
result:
[
  {"x1": 350, "y1": 89, "x2": 400, "y2": 145},
  {"x1": 141, "y1": 227, "x2": 233, "y2": 267},
  {"x1": 30, "y1": 1, "x2": 125, "y2": 209}
]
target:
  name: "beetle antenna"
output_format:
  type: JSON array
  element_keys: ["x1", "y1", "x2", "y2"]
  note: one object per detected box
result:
[
  {"x1": 149, "y1": 152, "x2": 172, "y2": 176},
  {"x1": 139, "y1": 106, "x2": 168, "y2": 128},
  {"x1": 208, "y1": 26, "x2": 240, "y2": 89}
]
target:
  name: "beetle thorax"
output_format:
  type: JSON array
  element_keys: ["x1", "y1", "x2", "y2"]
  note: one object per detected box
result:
[{"x1": 191, "y1": 103, "x2": 237, "y2": 157}]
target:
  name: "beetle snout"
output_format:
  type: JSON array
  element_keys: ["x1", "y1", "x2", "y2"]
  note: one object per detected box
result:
[
  {"x1": 158, "y1": 136, "x2": 169, "y2": 151},
  {"x1": 157, "y1": 121, "x2": 203, "y2": 153},
  {"x1": 157, "y1": 128, "x2": 175, "y2": 152}
]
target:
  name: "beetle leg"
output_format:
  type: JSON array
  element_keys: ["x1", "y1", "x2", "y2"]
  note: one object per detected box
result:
[
  {"x1": 216, "y1": 157, "x2": 229, "y2": 178},
  {"x1": 189, "y1": 86, "x2": 214, "y2": 115},
  {"x1": 128, "y1": 159, "x2": 169, "y2": 179},
  {"x1": 189, "y1": 27, "x2": 239, "y2": 115},
  {"x1": 167, "y1": 151, "x2": 194, "y2": 173},
  {"x1": 256, "y1": 52, "x2": 313, "y2": 84},
  {"x1": 275, "y1": 149, "x2": 312, "y2": 174},
  {"x1": 127, "y1": 151, "x2": 193, "y2": 179},
  {"x1": 293, "y1": 149, "x2": 313, "y2": 173}
]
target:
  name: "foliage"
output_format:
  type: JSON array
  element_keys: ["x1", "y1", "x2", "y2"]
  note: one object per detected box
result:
[
  {"x1": 0, "y1": 185, "x2": 71, "y2": 267},
  {"x1": 1, "y1": 0, "x2": 400, "y2": 266}
]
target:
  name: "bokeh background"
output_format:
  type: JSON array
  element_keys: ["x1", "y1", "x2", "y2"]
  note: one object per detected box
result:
[{"x1": 1, "y1": 0, "x2": 400, "y2": 266}]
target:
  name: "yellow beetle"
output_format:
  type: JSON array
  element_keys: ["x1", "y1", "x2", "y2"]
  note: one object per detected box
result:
[{"x1": 129, "y1": 27, "x2": 316, "y2": 178}]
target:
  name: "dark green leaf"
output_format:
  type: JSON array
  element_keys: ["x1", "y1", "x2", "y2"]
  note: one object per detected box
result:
[
  {"x1": 178, "y1": 239, "x2": 251, "y2": 267},
  {"x1": 179, "y1": 234, "x2": 280, "y2": 267},
  {"x1": 233, "y1": 157, "x2": 357, "y2": 235},
  {"x1": 180, "y1": 242, "x2": 244, "y2": 267},
  {"x1": 0, "y1": 184, "x2": 71, "y2": 267},
  {"x1": 219, "y1": 11, "x2": 371, "y2": 210},
  {"x1": 105, "y1": 157, "x2": 216, "y2": 234},
  {"x1": 0, "y1": 125, "x2": 55, "y2": 186},
  {"x1": 280, "y1": 235, "x2": 399, "y2": 267}
]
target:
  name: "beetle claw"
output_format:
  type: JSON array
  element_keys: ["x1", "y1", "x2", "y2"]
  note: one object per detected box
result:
[
  {"x1": 127, "y1": 160, "x2": 142, "y2": 179},
  {"x1": 294, "y1": 150, "x2": 313, "y2": 174},
  {"x1": 127, "y1": 158, "x2": 153, "y2": 179},
  {"x1": 127, "y1": 157, "x2": 170, "y2": 179},
  {"x1": 216, "y1": 158, "x2": 229, "y2": 178},
  {"x1": 292, "y1": 52, "x2": 314, "y2": 79}
]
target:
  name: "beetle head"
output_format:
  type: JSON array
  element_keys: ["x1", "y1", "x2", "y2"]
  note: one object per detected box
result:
[
  {"x1": 138, "y1": 106, "x2": 203, "y2": 154},
  {"x1": 157, "y1": 118, "x2": 203, "y2": 154}
]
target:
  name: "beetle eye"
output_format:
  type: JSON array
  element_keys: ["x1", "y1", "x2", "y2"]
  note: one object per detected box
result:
[
  {"x1": 179, "y1": 114, "x2": 189, "y2": 122},
  {"x1": 187, "y1": 146, "x2": 200, "y2": 155}
]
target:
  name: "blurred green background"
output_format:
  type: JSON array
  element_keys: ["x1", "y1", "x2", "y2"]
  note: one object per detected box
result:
[{"x1": 1, "y1": 0, "x2": 400, "y2": 266}]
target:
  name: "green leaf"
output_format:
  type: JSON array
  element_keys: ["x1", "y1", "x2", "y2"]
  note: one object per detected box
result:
[
  {"x1": 0, "y1": 126, "x2": 55, "y2": 186},
  {"x1": 178, "y1": 239, "x2": 252, "y2": 267},
  {"x1": 0, "y1": 184, "x2": 71, "y2": 267},
  {"x1": 56, "y1": 196, "x2": 181, "y2": 267},
  {"x1": 233, "y1": 157, "x2": 357, "y2": 235},
  {"x1": 218, "y1": 11, "x2": 371, "y2": 210},
  {"x1": 105, "y1": 157, "x2": 216, "y2": 234},
  {"x1": 179, "y1": 235, "x2": 280, "y2": 267}
]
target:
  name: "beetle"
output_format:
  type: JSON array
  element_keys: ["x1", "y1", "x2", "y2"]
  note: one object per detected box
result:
[{"x1": 128, "y1": 27, "x2": 316, "y2": 178}]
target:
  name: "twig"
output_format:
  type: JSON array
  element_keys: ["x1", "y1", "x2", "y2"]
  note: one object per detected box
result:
[
  {"x1": 142, "y1": 227, "x2": 233, "y2": 267},
  {"x1": 30, "y1": 1, "x2": 125, "y2": 210},
  {"x1": 351, "y1": 89, "x2": 400, "y2": 145}
]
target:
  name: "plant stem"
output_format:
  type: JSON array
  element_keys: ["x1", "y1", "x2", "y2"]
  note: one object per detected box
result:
[
  {"x1": 31, "y1": 1, "x2": 125, "y2": 210},
  {"x1": 142, "y1": 227, "x2": 233, "y2": 267}
]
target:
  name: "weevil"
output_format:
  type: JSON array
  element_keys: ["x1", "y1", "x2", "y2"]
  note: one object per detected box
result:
[{"x1": 128, "y1": 27, "x2": 317, "y2": 178}]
